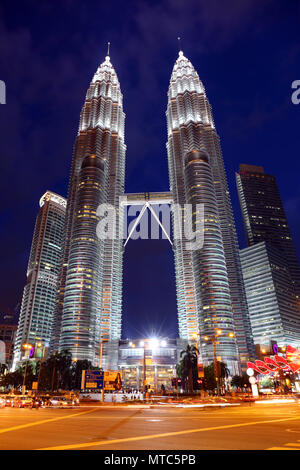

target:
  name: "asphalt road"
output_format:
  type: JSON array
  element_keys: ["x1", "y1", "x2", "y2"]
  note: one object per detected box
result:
[{"x1": 0, "y1": 402, "x2": 300, "y2": 450}]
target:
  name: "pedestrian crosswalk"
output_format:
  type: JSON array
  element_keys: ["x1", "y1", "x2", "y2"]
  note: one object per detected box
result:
[{"x1": 267, "y1": 440, "x2": 300, "y2": 450}]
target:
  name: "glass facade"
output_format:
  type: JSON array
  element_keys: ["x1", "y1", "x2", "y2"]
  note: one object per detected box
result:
[
  {"x1": 236, "y1": 164, "x2": 300, "y2": 298},
  {"x1": 102, "y1": 338, "x2": 188, "y2": 391},
  {"x1": 0, "y1": 324, "x2": 17, "y2": 367},
  {"x1": 12, "y1": 191, "x2": 66, "y2": 369},
  {"x1": 240, "y1": 242, "x2": 300, "y2": 348},
  {"x1": 166, "y1": 51, "x2": 254, "y2": 371},
  {"x1": 51, "y1": 54, "x2": 126, "y2": 363}
]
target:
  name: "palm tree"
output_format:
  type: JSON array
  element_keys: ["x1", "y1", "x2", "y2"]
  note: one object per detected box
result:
[
  {"x1": 180, "y1": 344, "x2": 199, "y2": 394},
  {"x1": 231, "y1": 375, "x2": 242, "y2": 389},
  {"x1": 72, "y1": 359, "x2": 93, "y2": 390},
  {"x1": 218, "y1": 362, "x2": 230, "y2": 393}
]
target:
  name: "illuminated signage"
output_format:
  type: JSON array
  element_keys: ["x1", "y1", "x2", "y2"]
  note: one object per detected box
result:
[{"x1": 247, "y1": 345, "x2": 300, "y2": 375}]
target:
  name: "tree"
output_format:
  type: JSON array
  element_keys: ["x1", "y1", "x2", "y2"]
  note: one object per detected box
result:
[
  {"x1": 204, "y1": 364, "x2": 217, "y2": 391},
  {"x1": 176, "y1": 359, "x2": 189, "y2": 391},
  {"x1": 231, "y1": 375, "x2": 242, "y2": 389},
  {"x1": 219, "y1": 362, "x2": 230, "y2": 392},
  {"x1": 179, "y1": 344, "x2": 198, "y2": 394},
  {"x1": 46, "y1": 349, "x2": 73, "y2": 391},
  {"x1": 71, "y1": 359, "x2": 93, "y2": 390},
  {"x1": 204, "y1": 362, "x2": 230, "y2": 393},
  {"x1": 0, "y1": 369, "x2": 23, "y2": 390},
  {"x1": 231, "y1": 374, "x2": 251, "y2": 391},
  {"x1": 0, "y1": 364, "x2": 7, "y2": 375}
]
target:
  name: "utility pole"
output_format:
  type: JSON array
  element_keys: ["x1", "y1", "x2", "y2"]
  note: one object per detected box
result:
[
  {"x1": 212, "y1": 337, "x2": 220, "y2": 396},
  {"x1": 204, "y1": 330, "x2": 235, "y2": 397},
  {"x1": 143, "y1": 343, "x2": 146, "y2": 401}
]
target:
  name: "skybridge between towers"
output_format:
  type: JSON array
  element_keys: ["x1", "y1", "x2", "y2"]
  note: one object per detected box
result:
[
  {"x1": 122, "y1": 191, "x2": 174, "y2": 247},
  {"x1": 124, "y1": 191, "x2": 173, "y2": 205}
]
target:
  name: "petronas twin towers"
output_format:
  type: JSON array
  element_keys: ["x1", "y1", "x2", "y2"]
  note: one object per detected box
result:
[{"x1": 50, "y1": 48, "x2": 255, "y2": 373}]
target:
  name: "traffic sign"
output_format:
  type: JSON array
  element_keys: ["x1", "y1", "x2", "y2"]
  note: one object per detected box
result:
[
  {"x1": 32, "y1": 381, "x2": 38, "y2": 390},
  {"x1": 198, "y1": 363, "x2": 204, "y2": 378},
  {"x1": 81, "y1": 370, "x2": 104, "y2": 390}
]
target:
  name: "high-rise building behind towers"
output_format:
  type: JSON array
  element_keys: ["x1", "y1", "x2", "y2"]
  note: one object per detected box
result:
[
  {"x1": 13, "y1": 191, "x2": 66, "y2": 369},
  {"x1": 240, "y1": 242, "x2": 300, "y2": 348},
  {"x1": 236, "y1": 164, "x2": 300, "y2": 297},
  {"x1": 166, "y1": 51, "x2": 255, "y2": 371},
  {"x1": 50, "y1": 53, "x2": 126, "y2": 364}
]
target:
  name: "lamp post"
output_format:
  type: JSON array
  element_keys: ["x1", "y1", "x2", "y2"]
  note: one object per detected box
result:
[
  {"x1": 204, "y1": 330, "x2": 234, "y2": 396},
  {"x1": 137, "y1": 338, "x2": 167, "y2": 401},
  {"x1": 192, "y1": 332, "x2": 200, "y2": 365},
  {"x1": 22, "y1": 343, "x2": 33, "y2": 394},
  {"x1": 99, "y1": 341, "x2": 103, "y2": 369},
  {"x1": 36, "y1": 342, "x2": 44, "y2": 392}
]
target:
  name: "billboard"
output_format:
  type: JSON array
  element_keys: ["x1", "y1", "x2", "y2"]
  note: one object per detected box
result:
[
  {"x1": 104, "y1": 371, "x2": 122, "y2": 390},
  {"x1": 247, "y1": 345, "x2": 300, "y2": 374}
]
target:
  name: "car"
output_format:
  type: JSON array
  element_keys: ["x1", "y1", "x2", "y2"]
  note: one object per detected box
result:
[
  {"x1": 37, "y1": 395, "x2": 52, "y2": 406},
  {"x1": 0, "y1": 396, "x2": 6, "y2": 408},
  {"x1": 11, "y1": 396, "x2": 34, "y2": 408},
  {"x1": 293, "y1": 393, "x2": 300, "y2": 403},
  {"x1": 1, "y1": 395, "x2": 15, "y2": 407},
  {"x1": 48, "y1": 396, "x2": 74, "y2": 407}
]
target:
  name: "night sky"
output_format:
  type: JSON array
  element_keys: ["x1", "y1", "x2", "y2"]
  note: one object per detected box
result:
[{"x1": 0, "y1": 1, "x2": 299, "y2": 340}]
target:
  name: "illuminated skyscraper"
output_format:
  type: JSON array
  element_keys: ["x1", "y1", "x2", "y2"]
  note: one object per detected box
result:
[
  {"x1": 13, "y1": 191, "x2": 66, "y2": 369},
  {"x1": 240, "y1": 242, "x2": 300, "y2": 348},
  {"x1": 236, "y1": 164, "x2": 300, "y2": 298},
  {"x1": 50, "y1": 52, "x2": 126, "y2": 364},
  {"x1": 166, "y1": 50, "x2": 254, "y2": 370}
]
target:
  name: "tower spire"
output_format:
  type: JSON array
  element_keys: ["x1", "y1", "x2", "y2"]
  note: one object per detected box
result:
[
  {"x1": 177, "y1": 37, "x2": 183, "y2": 55},
  {"x1": 107, "y1": 41, "x2": 110, "y2": 57}
]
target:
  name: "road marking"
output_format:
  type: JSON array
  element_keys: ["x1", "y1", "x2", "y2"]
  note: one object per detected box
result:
[
  {"x1": 38, "y1": 414, "x2": 300, "y2": 450},
  {"x1": 0, "y1": 408, "x2": 98, "y2": 435}
]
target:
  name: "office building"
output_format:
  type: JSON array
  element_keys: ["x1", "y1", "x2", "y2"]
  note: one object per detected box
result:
[
  {"x1": 12, "y1": 191, "x2": 66, "y2": 368},
  {"x1": 50, "y1": 51, "x2": 126, "y2": 363},
  {"x1": 240, "y1": 242, "x2": 300, "y2": 348},
  {"x1": 166, "y1": 50, "x2": 254, "y2": 371},
  {"x1": 236, "y1": 164, "x2": 300, "y2": 297}
]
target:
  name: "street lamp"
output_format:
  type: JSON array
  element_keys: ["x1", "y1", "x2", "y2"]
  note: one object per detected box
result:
[
  {"x1": 36, "y1": 342, "x2": 45, "y2": 392},
  {"x1": 192, "y1": 332, "x2": 201, "y2": 365},
  {"x1": 22, "y1": 343, "x2": 33, "y2": 393},
  {"x1": 137, "y1": 338, "x2": 167, "y2": 400},
  {"x1": 204, "y1": 330, "x2": 234, "y2": 396}
]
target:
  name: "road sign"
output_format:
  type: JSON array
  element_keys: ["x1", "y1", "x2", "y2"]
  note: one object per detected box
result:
[
  {"x1": 198, "y1": 363, "x2": 204, "y2": 377},
  {"x1": 32, "y1": 381, "x2": 38, "y2": 390},
  {"x1": 81, "y1": 370, "x2": 104, "y2": 390}
]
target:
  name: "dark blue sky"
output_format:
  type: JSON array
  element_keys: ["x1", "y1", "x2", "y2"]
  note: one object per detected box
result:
[{"x1": 0, "y1": 0, "x2": 299, "y2": 339}]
